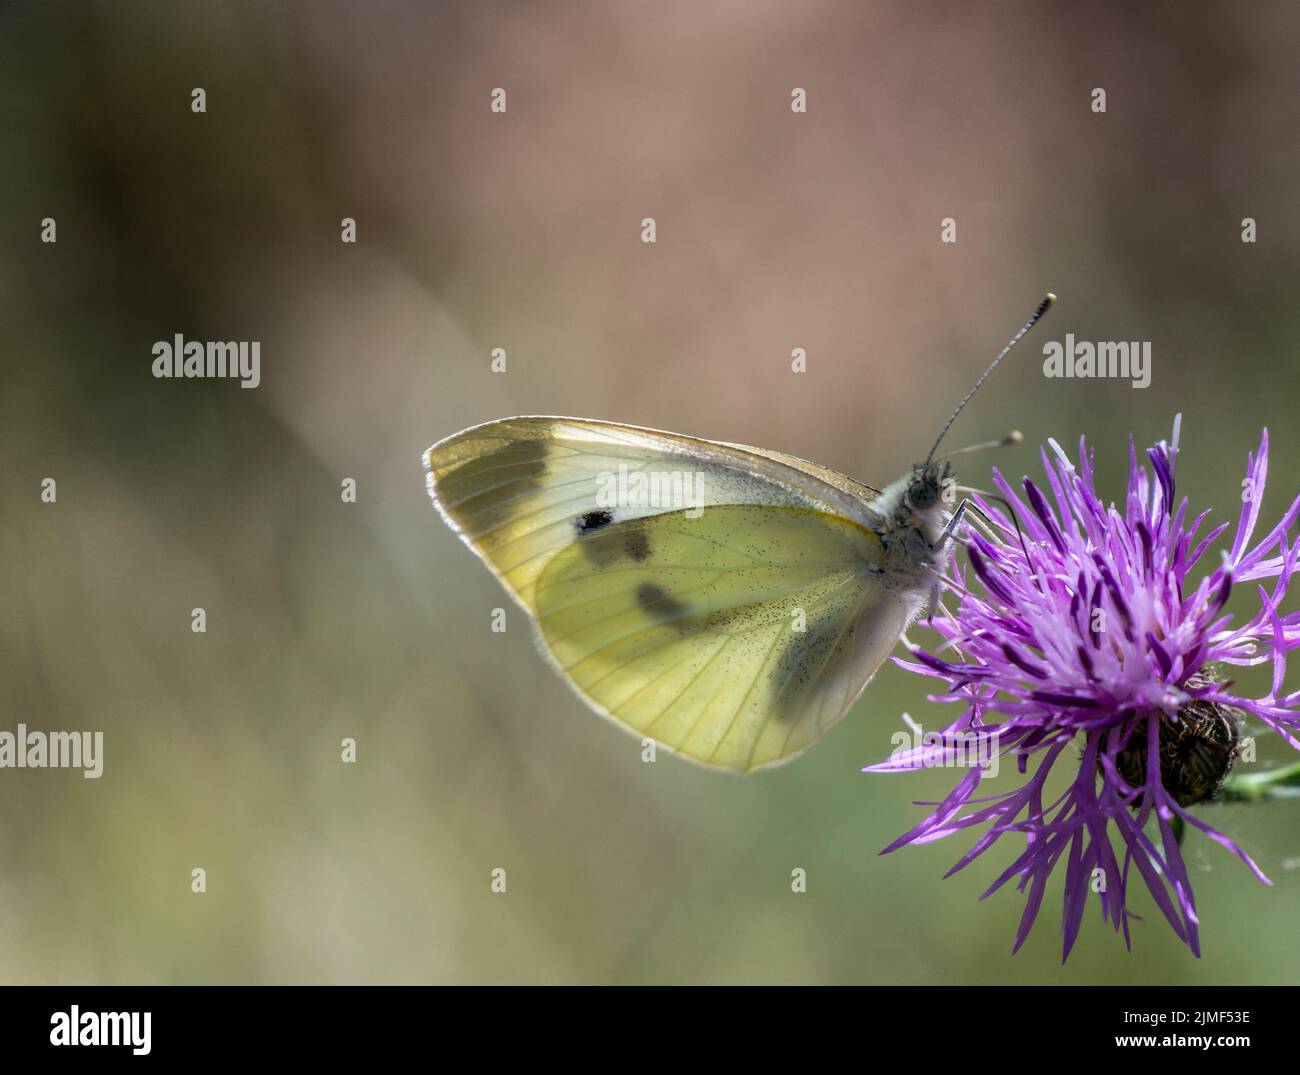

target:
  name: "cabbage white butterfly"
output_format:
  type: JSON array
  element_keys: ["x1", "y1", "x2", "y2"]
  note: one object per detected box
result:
[{"x1": 425, "y1": 295, "x2": 1055, "y2": 771}]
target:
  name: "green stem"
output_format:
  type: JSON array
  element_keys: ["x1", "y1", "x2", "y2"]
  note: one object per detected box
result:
[{"x1": 1219, "y1": 760, "x2": 1300, "y2": 803}]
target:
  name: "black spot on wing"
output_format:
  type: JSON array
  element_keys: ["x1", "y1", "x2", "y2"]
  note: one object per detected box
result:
[
  {"x1": 576, "y1": 509, "x2": 613, "y2": 535},
  {"x1": 624, "y1": 529, "x2": 651, "y2": 561},
  {"x1": 578, "y1": 515, "x2": 653, "y2": 568},
  {"x1": 636, "y1": 582, "x2": 689, "y2": 621}
]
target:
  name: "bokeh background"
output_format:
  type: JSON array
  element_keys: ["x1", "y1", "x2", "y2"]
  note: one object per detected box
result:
[{"x1": 2, "y1": 1, "x2": 1299, "y2": 984}]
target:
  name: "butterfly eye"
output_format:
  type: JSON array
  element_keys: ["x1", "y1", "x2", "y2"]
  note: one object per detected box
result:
[{"x1": 908, "y1": 481, "x2": 938, "y2": 511}]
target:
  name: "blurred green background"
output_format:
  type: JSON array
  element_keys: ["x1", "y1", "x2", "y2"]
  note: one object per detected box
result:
[{"x1": 2, "y1": 1, "x2": 1299, "y2": 984}]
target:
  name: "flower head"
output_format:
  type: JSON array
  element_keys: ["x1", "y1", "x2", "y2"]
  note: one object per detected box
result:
[{"x1": 868, "y1": 417, "x2": 1300, "y2": 958}]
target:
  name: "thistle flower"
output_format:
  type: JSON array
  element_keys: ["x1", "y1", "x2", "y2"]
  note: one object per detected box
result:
[{"x1": 867, "y1": 417, "x2": 1300, "y2": 959}]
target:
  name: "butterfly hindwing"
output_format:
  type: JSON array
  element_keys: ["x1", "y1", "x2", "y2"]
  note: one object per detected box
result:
[{"x1": 533, "y1": 505, "x2": 904, "y2": 770}]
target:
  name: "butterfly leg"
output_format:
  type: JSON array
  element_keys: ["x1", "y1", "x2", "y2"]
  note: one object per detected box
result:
[
  {"x1": 934, "y1": 498, "x2": 976, "y2": 550},
  {"x1": 920, "y1": 500, "x2": 975, "y2": 626},
  {"x1": 924, "y1": 578, "x2": 944, "y2": 625},
  {"x1": 932, "y1": 495, "x2": 1047, "y2": 604},
  {"x1": 934, "y1": 495, "x2": 1036, "y2": 569}
]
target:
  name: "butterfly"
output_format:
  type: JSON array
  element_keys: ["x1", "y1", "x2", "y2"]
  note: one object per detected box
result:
[{"x1": 424, "y1": 295, "x2": 1054, "y2": 772}]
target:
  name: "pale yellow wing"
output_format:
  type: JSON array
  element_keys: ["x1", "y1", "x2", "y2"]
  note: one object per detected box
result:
[
  {"x1": 533, "y1": 504, "x2": 912, "y2": 771},
  {"x1": 717, "y1": 442, "x2": 883, "y2": 504},
  {"x1": 424, "y1": 417, "x2": 904, "y2": 772},
  {"x1": 424, "y1": 416, "x2": 884, "y2": 608}
]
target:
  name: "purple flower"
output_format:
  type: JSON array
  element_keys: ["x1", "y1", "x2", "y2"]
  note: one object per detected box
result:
[{"x1": 867, "y1": 417, "x2": 1300, "y2": 959}]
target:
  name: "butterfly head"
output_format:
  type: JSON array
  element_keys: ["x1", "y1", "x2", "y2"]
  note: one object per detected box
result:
[
  {"x1": 877, "y1": 459, "x2": 954, "y2": 564},
  {"x1": 906, "y1": 459, "x2": 951, "y2": 516}
]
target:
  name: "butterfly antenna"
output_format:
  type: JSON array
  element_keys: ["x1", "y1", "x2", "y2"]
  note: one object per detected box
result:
[
  {"x1": 925, "y1": 293, "x2": 1056, "y2": 466},
  {"x1": 935, "y1": 430, "x2": 1023, "y2": 461}
]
